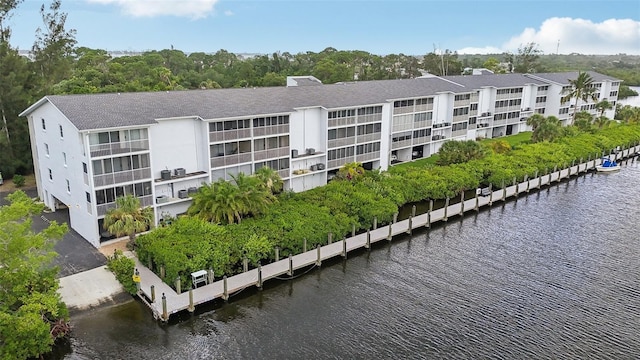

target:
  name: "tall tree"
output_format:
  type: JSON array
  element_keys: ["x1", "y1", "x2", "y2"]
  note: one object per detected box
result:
[
  {"x1": 31, "y1": 0, "x2": 77, "y2": 94},
  {"x1": 0, "y1": 0, "x2": 34, "y2": 178},
  {"x1": 595, "y1": 99, "x2": 613, "y2": 118},
  {"x1": 504, "y1": 42, "x2": 542, "y2": 73},
  {"x1": 103, "y1": 195, "x2": 154, "y2": 246},
  {"x1": 531, "y1": 115, "x2": 562, "y2": 142},
  {"x1": 562, "y1": 71, "x2": 598, "y2": 123},
  {"x1": 0, "y1": 190, "x2": 69, "y2": 360}
]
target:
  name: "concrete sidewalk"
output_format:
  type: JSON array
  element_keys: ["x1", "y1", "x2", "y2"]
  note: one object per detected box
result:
[{"x1": 58, "y1": 265, "x2": 131, "y2": 313}]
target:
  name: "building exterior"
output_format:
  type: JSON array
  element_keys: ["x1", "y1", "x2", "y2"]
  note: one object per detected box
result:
[{"x1": 20, "y1": 71, "x2": 619, "y2": 248}]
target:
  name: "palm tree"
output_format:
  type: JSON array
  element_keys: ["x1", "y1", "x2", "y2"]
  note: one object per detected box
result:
[
  {"x1": 103, "y1": 195, "x2": 153, "y2": 246},
  {"x1": 562, "y1": 71, "x2": 598, "y2": 124},
  {"x1": 532, "y1": 116, "x2": 562, "y2": 143},
  {"x1": 231, "y1": 172, "x2": 274, "y2": 218},
  {"x1": 188, "y1": 173, "x2": 276, "y2": 224},
  {"x1": 254, "y1": 166, "x2": 283, "y2": 194},
  {"x1": 526, "y1": 113, "x2": 545, "y2": 131},
  {"x1": 595, "y1": 99, "x2": 613, "y2": 118},
  {"x1": 593, "y1": 116, "x2": 613, "y2": 129},
  {"x1": 188, "y1": 180, "x2": 243, "y2": 224},
  {"x1": 336, "y1": 162, "x2": 365, "y2": 181},
  {"x1": 573, "y1": 111, "x2": 593, "y2": 131}
]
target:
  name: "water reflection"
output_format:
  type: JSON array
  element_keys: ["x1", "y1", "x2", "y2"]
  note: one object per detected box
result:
[{"x1": 62, "y1": 160, "x2": 640, "y2": 359}]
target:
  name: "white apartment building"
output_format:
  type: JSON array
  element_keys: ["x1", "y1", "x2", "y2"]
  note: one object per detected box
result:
[{"x1": 20, "y1": 71, "x2": 619, "y2": 248}]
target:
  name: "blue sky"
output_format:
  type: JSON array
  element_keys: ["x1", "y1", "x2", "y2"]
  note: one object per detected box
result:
[{"x1": 7, "y1": 0, "x2": 640, "y2": 55}]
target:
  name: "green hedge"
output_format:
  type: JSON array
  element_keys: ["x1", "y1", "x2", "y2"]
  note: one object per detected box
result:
[
  {"x1": 137, "y1": 125, "x2": 640, "y2": 287},
  {"x1": 106, "y1": 250, "x2": 138, "y2": 295}
]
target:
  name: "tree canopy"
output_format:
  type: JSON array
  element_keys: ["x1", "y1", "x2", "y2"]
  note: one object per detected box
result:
[{"x1": 0, "y1": 190, "x2": 69, "y2": 360}]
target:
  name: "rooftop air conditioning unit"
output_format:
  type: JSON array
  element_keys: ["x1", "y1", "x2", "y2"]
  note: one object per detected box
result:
[
  {"x1": 160, "y1": 169, "x2": 171, "y2": 180},
  {"x1": 317, "y1": 163, "x2": 325, "y2": 170},
  {"x1": 178, "y1": 189, "x2": 188, "y2": 199},
  {"x1": 291, "y1": 149, "x2": 299, "y2": 158},
  {"x1": 174, "y1": 168, "x2": 186, "y2": 177},
  {"x1": 487, "y1": 112, "x2": 492, "y2": 116},
  {"x1": 306, "y1": 148, "x2": 316, "y2": 155}
]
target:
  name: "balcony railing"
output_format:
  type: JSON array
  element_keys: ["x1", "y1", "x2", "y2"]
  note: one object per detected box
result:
[
  {"x1": 209, "y1": 129, "x2": 251, "y2": 143},
  {"x1": 210, "y1": 153, "x2": 252, "y2": 168},
  {"x1": 277, "y1": 169, "x2": 289, "y2": 179},
  {"x1": 254, "y1": 147, "x2": 290, "y2": 161},
  {"x1": 356, "y1": 133, "x2": 381, "y2": 144},
  {"x1": 415, "y1": 104, "x2": 434, "y2": 112},
  {"x1": 253, "y1": 125, "x2": 289, "y2": 137},
  {"x1": 393, "y1": 106, "x2": 413, "y2": 115},
  {"x1": 328, "y1": 137, "x2": 355, "y2": 149},
  {"x1": 452, "y1": 129, "x2": 468, "y2": 137},
  {"x1": 357, "y1": 115, "x2": 383, "y2": 124},
  {"x1": 391, "y1": 139, "x2": 412, "y2": 149},
  {"x1": 413, "y1": 120, "x2": 432, "y2": 129},
  {"x1": 413, "y1": 136, "x2": 431, "y2": 145},
  {"x1": 90, "y1": 139, "x2": 149, "y2": 158},
  {"x1": 356, "y1": 151, "x2": 380, "y2": 163},
  {"x1": 97, "y1": 195, "x2": 153, "y2": 216},
  {"x1": 93, "y1": 167, "x2": 151, "y2": 187},
  {"x1": 328, "y1": 117, "x2": 356, "y2": 128},
  {"x1": 328, "y1": 158, "x2": 353, "y2": 169}
]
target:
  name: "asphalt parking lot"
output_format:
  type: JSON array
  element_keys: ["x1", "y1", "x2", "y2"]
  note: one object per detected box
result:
[{"x1": 1, "y1": 189, "x2": 106, "y2": 277}]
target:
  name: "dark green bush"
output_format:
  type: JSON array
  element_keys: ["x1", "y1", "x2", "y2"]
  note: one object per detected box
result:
[
  {"x1": 107, "y1": 250, "x2": 137, "y2": 295},
  {"x1": 12, "y1": 174, "x2": 25, "y2": 187}
]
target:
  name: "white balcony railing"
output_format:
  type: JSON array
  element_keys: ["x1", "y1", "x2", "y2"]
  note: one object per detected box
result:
[
  {"x1": 97, "y1": 195, "x2": 153, "y2": 216},
  {"x1": 93, "y1": 167, "x2": 152, "y2": 187},
  {"x1": 90, "y1": 139, "x2": 149, "y2": 157}
]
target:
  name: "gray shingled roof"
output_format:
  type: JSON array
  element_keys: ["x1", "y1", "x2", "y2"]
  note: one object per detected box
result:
[
  {"x1": 525, "y1": 71, "x2": 618, "y2": 85},
  {"x1": 25, "y1": 71, "x2": 619, "y2": 131},
  {"x1": 34, "y1": 77, "x2": 465, "y2": 131},
  {"x1": 442, "y1": 73, "x2": 544, "y2": 89}
]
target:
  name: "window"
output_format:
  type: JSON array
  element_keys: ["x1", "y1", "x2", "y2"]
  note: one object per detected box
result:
[
  {"x1": 453, "y1": 107, "x2": 469, "y2": 116},
  {"x1": 66, "y1": 179, "x2": 70, "y2": 193},
  {"x1": 45, "y1": 143, "x2": 49, "y2": 156},
  {"x1": 48, "y1": 169, "x2": 52, "y2": 180},
  {"x1": 41, "y1": 118, "x2": 46, "y2": 130},
  {"x1": 63, "y1": 152, "x2": 67, "y2": 166},
  {"x1": 393, "y1": 100, "x2": 414, "y2": 108},
  {"x1": 86, "y1": 192, "x2": 91, "y2": 203},
  {"x1": 59, "y1": 125, "x2": 64, "y2": 138},
  {"x1": 454, "y1": 94, "x2": 471, "y2": 101},
  {"x1": 610, "y1": 91, "x2": 618, "y2": 97},
  {"x1": 83, "y1": 162, "x2": 88, "y2": 174},
  {"x1": 536, "y1": 96, "x2": 547, "y2": 103}
]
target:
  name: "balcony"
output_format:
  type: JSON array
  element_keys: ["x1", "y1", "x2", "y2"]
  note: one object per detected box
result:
[
  {"x1": 97, "y1": 194, "x2": 153, "y2": 216},
  {"x1": 391, "y1": 139, "x2": 412, "y2": 149},
  {"x1": 356, "y1": 133, "x2": 381, "y2": 144},
  {"x1": 254, "y1": 147, "x2": 290, "y2": 161},
  {"x1": 154, "y1": 170, "x2": 208, "y2": 184},
  {"x1": 90, "y1": 139, "x2": 149, "y2": 158},
  {"x1": 413, "y1": 120, "x2": 432, "y2": 129},
  {"x1": 328, "y1": 117, "x2": 356, "y2": 128},
  {"x1": 328, "y1": 158, "x2": 352, "y2": 169},
  {"x1": 355, "y1": 151, "x2": 380, "y2": 163},
  {"x1": 393, "y1": 106, "x2": 413, "y2": 115},
  {"x1": 93, "y1": 167, "x2": 151, "y2": 187},
  {"x1": 452, "y1": 129, "x2": 468, "y2": 138},
  {"x1": 209, "y1": 128, "x2": 251, "y2": 143},
  {"x1": 210, "y1": 153, "x2": 252, "y2": 168},
  {"x1": 432, "y1": 122, "x2": 451, "y2": 129},
  {"x1": 413, "y1": 136, "x2": 432, "y2": 145},
  {"x1": 253, "y1": 124, "x2": 289, "y2": 137},
  {"x1": 328, "y1": 137, "x2": 355, "y2": 149}
]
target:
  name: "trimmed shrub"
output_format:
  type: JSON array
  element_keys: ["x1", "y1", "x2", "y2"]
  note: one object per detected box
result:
[{"x1": 107, "y1": 250, "x2": 137, "y2": 295}]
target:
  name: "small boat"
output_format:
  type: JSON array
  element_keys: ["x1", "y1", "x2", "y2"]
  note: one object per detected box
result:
[{"x1": 596, "y1": 157, "x2": 620, "y2": 172}]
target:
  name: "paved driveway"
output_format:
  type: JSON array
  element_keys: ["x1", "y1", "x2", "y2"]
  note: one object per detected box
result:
[{"x1": 1, "y1": 189, "x2": 106, "y2": 277}]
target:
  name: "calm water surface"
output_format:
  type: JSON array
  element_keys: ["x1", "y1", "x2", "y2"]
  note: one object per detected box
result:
[{"x1": 65, "y1": 159, "x2": 640, "y2": 359}]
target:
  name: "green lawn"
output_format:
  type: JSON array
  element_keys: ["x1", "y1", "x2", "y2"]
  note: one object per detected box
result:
[{"x1": 481, "y1": 132, "x2": 532, "y2": 148}]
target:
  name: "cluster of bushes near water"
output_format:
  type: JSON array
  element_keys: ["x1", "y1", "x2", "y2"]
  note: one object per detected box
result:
[{"x1": 136, "y1": 125, "x2": 640, "y2": 289}]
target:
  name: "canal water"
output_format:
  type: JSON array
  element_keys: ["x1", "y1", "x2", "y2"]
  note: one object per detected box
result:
[{"x1": 61, "y1": 159, "x2": 640, "y2": 359}]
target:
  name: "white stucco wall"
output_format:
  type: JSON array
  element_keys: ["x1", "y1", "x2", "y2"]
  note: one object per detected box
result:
[
  {"x1": 149, "y1": 117, "x2": 206, "y2": 179},
  {"x1": 28, "y1": 102, "x2": 101, "y2": 247}
]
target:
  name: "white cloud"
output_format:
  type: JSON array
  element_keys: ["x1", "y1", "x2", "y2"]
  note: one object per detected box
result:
[
  {"x1": 503, "y1": 17, "x2": 640, "y2": 55},
  {"x1": 224, "y1": 10, "x2": 234, "y2": 16},
  {"x1": 87, "y1": 0, "x2": 219, "y2": 19},
  {"x1": 457, "y1": 46, "x2": 503, "y2": 55}
]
